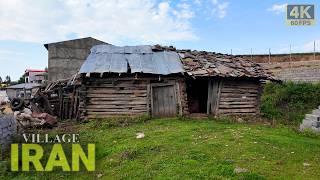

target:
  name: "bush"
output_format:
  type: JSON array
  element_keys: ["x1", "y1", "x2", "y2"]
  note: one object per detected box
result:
[{"x1": 261, "y1": 82, "x2": 320, "y2": 125}]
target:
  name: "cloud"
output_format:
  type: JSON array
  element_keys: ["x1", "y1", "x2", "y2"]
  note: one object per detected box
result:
[
  {"x1": 0, "y1": 49, "x2": 18, "y2": 56},
  {"x1": 211, "y1": 0, "x2": 229, "y2": 18},
  {"x1": 0, "y1": 0, "x2": 198, "y2": 44},
  {"x1": 268, "y1": 3, "x2": 287, "y2": 14}
]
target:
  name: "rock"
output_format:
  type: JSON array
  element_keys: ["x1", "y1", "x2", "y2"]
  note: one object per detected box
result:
[
  {"x1": 234, "y1": 167, "x2": 248, "y2": 174},
  {"x1": 303, "y1": 162, "x2": 311, "y2": 167},
  {"x1": 300, "y1": 107, "x2": 320, "y2": 133},
  {"x1": 136, "y1": 132, "x2": 145, "y2": 139},
  {"x1": 237, "y1": 118, "x2": 244, "y2": 123}
]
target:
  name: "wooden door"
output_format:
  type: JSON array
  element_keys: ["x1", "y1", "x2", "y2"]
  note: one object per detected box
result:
[
  {"x1": 207, "y1": 80, "x2": 221, "y2": 115},
  {"x1": 152, "y1": 85, "x2": 177, "y2": 117}
]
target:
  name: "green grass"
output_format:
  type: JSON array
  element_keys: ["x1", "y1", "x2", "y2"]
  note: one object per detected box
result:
[
  {"x1": 261, "y1": 82, "x2": 320, "y2": 125},
  {"x1": 2, "y1": 118, "x2": 320, "y2": 179}
]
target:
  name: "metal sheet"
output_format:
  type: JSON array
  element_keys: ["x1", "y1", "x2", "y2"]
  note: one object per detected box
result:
[
  {"x1": 6, "y1": 83, "x2": 41, "y2": 89},
  {"x1": 79, "y1": 44, "x2": 184, "y2": 75},
  {"x1": 109, "y1": 54, "x2": 127, "y2": 73}
]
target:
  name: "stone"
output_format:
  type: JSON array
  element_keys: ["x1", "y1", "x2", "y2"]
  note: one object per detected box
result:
[
  {"x1": 234, "y1": 167, "x2": 248, "y2": 174},
  {"x1": 303, "y1": 162, "x2": 311, "y2": 167},
  {"x1": 300, "y1": 109, "x2": 320, "y2": 133},
  {"x1": 136, "y1": 132, "x2": 145, "y2": 139},
  {"x1": 237, "y1": 118, "x2": 244, "y2": 123}
]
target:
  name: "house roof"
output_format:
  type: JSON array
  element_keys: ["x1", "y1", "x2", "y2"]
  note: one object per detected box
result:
[
  {"x1": 25, "y1": 69, "x2": 47, "y2": 73},
  {"x1": 79, "y1": 44, "x2": 184, "y2": 75},
  {"x1": 6, "y1": 83, "x2": 41, "y2": 90},
  {"x1": 79, "y1": 44, "x2": 275, "y2": 80},
  {"x1": 152, "y1": 45, "x2": 275, "y2": 80}
]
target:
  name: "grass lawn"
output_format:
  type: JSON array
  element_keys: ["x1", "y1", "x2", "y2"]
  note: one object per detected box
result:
[{"x1": 3, "y1": 118, "x2": 320, "y2": 179}]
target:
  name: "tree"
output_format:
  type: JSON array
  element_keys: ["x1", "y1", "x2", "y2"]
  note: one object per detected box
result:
[
  {"x1": 5, "y1": 75, "x2": 11, "y2": 85},
  {"x1": 0, "y1": 76, "x2": 2, "y2": 84},
  {"x1": 17, "y1": 74, "x2": 26, "y2": 84}
]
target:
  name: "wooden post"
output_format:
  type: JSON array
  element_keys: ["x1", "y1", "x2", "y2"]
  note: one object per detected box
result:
[
  {"x1": 176, "y1": 82, "x2": 183, "y2": 116},
  {"x1": 58, "y1": 86, "x2": 63, "y2": 120},
  {"x1": 268, "y1": 48, "x2": 271, "y2": 64},
  {"x1": 146, "y1": 84, "x2": 151, "y2": 116},
  {"x1": 289, "y1": 44, "x2": 292, "y2": 69},
  {"x1": 214, "y1": 80, "x2": 222, "y2": 116},
  {"x1": 314, "y1": 40, "x2": 316, "y2": 60},
  {"x1": 150, "y1": 85, "x2": 154, "y2": 118}
]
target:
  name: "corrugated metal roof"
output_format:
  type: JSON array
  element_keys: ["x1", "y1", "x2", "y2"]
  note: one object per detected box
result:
[
  {"x1": 79, "y1": 44, "x2": 184, "y2": 75},
  {"x1": 6, "y1": 83, "x2": 41, "y2": 89}
]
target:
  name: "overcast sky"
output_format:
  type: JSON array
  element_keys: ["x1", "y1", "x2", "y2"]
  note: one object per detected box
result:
[{"x1": 0, "y1": 0, "x2": 319, "y2": 80}]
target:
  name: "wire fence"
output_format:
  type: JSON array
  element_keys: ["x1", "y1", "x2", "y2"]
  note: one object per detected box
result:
[{"x1": 230, "y1": 40, "x2": 320, "y2": 64}]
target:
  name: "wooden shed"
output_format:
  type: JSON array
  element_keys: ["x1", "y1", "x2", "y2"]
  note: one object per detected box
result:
[
  {"x1": 78, "y1": 44, "x2": 274, "y2": 119},
  {"x1": 170, "y1": 47, "x2": 275, "y2": 116},
  {"x1": 78, "y1": 45, "x2": 187, "y2": 119}
]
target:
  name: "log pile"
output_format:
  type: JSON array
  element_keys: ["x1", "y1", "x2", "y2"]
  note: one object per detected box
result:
[{"x1": 43, "y1": 78, "x2": 81, "y2": 120}]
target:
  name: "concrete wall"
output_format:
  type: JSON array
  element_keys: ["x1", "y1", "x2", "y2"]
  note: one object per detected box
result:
[
  {"x1": 260, "y1": 60, "x2": 320, "y2": 82},
  {"x1": 48, "y1": 38, "x2": 106, "y2": 81},
  {"x1": 242, "y1": 52, "x2": 320, "y2": 63},
  {"x1": 241, "y1": 53, "x2": 320, "y2": 82},
  {"x1": 0, "y1": 114, "x2": 16, "y2": 153}
]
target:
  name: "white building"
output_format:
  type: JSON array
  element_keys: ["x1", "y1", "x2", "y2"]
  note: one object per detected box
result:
[{"x1": 24, "y1": 69, "x2": 47, "y2": 84}]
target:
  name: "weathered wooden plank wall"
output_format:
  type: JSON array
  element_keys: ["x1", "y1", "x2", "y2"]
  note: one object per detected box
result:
[
  {"x1": 81, "y1": 76, "x2": 262, "y2": 118},
  {"x1": 82, "y1": 77, "x2": 188, "y2": 119},
  {"x1": 85, "y1": 79, "x2": 148, "y2": 118},
  {"x1": 217, "y1": 80, "x2": 261, "y2": 115}
]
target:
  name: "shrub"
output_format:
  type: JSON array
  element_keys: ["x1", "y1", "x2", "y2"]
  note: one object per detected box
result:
[{"x1": 261, "y1": 82, "x2": 320, "y2": 125}]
